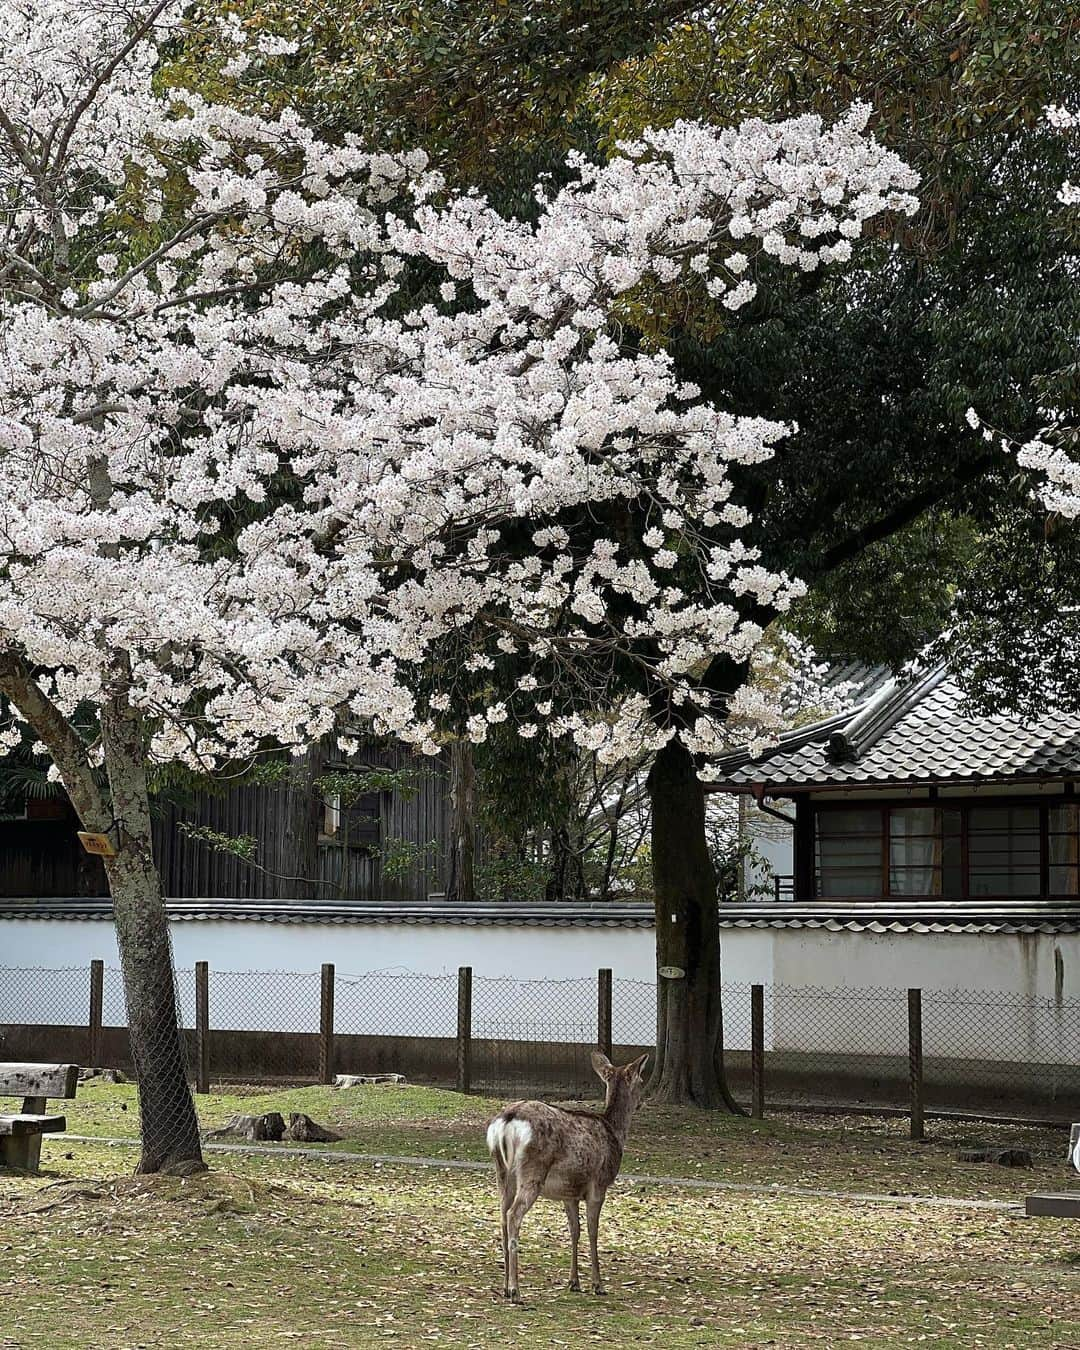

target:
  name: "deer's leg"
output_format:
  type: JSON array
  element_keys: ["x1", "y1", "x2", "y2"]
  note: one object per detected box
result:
[
  {"x1": 499, "y1": 1174, "x2": 516, "y2": 1298},
  {"x1": 494, "y1": 1156, "x2": 512, "y2": 1297},
  {"x1": 586, "y1": 1195, "x2": 606, "y2": 1295},
  {"x1": 505, "y1": 1177, "x2": 541, "y2": 1304},
  {"x1": 564, "y1": 1200, "x2": 581, "y2": 1291}
]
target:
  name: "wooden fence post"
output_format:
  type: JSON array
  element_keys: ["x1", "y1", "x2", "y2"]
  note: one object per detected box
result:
[
  {"x1": 908, "y1": 987, "x2": 924, "y2": 1141},
  {"x1": 597, "y1": 968, "x2": 613, "y2": 1061},
  {"x1": 319, "y1": 963, "x2": 336, "y2": 1085},
  {"x1": 88, "y1": 959, "x2": 103, "y2": 1069},
  {"x1": 751, "y1": 983, "x2": 765, "y2": 1119},
  {"x1": 195, "y1": 961, "x2": 210, "y2": 1095},
  {"x1": 457, "y1": 966, "x2": 473, "y2": 1095}
]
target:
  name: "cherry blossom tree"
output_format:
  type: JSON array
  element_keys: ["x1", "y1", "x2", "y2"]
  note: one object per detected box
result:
[
  {"x1": 0, "y1": 0, "x2": 918, "y2": 1165},
  {"x1": 0, "y1": 0, "x2": 437, "y2": 1170}
]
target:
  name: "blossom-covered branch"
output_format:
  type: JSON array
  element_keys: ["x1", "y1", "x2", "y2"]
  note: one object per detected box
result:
[{"x1": 0, "y1": 0, "x2": 919, "y2": 781}]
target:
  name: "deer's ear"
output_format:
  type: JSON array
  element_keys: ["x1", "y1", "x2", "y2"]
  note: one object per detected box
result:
[
  {"x1": 591, "y1": 1050, "x2": 615, "y2": 1081},
  {"x1": 630, "y1": 1052, "x2": 651, "y2": 1080}
]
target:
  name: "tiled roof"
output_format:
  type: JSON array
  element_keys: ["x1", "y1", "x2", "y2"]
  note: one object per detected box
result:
[
  {"x1": 3, "y1": 897, "x2": 1079, "y2": 934},
  {"x1": 713, "y1": 900, "x2": 1080, "y2": 936},
  {"x1": 819, "y1": 659, "x2": 894, "y2": 703},
  {"x1": 709, "y1": 664, "x2": 1080, "y2": 789},
  {"x1": 0, "y1": 898, "x2": 655, "y2": 929}
]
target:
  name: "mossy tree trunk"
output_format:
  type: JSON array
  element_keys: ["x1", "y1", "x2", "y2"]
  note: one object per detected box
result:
[
  {"x1": 647, "y1": 737, "x2": 742, "y2": 1111},
  {"x1": 99, "y1": 696, "x2": 205, "y2": 1173},
  {"x1": 0, "y1": 655, "x2": 205, "y2": 1174}
]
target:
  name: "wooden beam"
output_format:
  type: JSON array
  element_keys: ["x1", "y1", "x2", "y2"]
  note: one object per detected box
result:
[
  {"x1": 0, "y1": 1114, "x2": 67, "y2": 1136},
  {"x1": 597, "y1": 969, "x2": 612, "y2": 1061},
  {"x1": 0, "y1": 1063, "x2": 79, "y2": 1099},
  {"x1": 1025, "y1": 1192, "x2": 1080, "y2": 1219},
  {"x1": 793, "y1": 797, "x2": 815, "y2": 901}
]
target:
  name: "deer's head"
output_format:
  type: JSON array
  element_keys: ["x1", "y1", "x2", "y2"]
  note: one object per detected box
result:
[{"x1": 591, "y1": 1050, "x2": 650, "y2": 1113}]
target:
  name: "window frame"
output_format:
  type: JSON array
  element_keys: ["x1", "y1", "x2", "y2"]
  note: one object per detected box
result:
[{"x1": 809, "y1": 793, "x2": 1078, "y2": 901}]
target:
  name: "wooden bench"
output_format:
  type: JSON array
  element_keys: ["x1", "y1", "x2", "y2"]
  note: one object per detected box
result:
[
  {"x1": 1025, "y1": 1122, "x2": 1080, "y2": 1219},
  {"x1": 0, "y1": 1062, "x2": 79, "y2": 1173}
]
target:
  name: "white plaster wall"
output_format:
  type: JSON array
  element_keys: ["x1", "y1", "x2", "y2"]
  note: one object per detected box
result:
[
  {"x1": 771, "y1": 928, "x2": 1075, "y2": 998},
  {"x1": 0, "y1": 917, "x2": 657, "y2": 1044},
  {"x1": 0, "y1": 916, "x2": 656, "y2": 981},
  {"x1": 769, "y1": 928, "x2": 1079, "y2": 1062},
  {"x1": 1, "y1": 917, "x2": 1075, "y2": 1062}
]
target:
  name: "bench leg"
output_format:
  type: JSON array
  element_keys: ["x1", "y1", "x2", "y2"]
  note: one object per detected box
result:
[
  {"x1": 25, "y1": 1133, "x2": 43, "y2": 1171},
  {"x1": 0, "y1": 1135, "x2": 38, "y2": 1173},
  {"x1": 19, "y1": 1095, "x2": 45, "y2": 1173}
]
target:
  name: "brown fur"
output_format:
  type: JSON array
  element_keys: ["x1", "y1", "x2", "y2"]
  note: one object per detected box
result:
[{"x1": 486, "y1": 1050, "x2": 649, "y2": 1302}]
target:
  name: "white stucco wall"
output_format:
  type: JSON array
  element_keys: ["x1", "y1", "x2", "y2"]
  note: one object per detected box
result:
[
  {"x1": 0, "y1": 916, "x2": 659, "y2": 1044},
  {"x1": 1, "y1": 916, "x2": 1076, "y2": 1061},
  {"x1": 0, "y1": 915, "x2": 656, "y2": 981}
]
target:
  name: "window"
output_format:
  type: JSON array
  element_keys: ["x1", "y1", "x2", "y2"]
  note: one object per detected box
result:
[
  {"x1": 888, "y1": 806, "x2": 962, "y2": 896},
  {"x1": 321, "y1": 791, "x2": 381, "y2": 851},
  {"x1": 967, "y1": 805, "x2": 1040, "y2": 897},
  {"x1": 1049, "y1": 804, "x2": 1080, "y2": 895},
  {"x1": 813, "y1": 798, "x2": 1077, "y2": 900},
  {"x1": 816, "y1": 808, "x2": 881, "y2": 897},
  {"x1": 816, "y1": 806, "x2": 959, "y2": 898}
]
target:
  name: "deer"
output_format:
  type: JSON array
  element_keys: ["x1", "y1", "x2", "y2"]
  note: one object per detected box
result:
[{"x1": 485, "y1": 1050, "x2": 649, "y2": 1303}]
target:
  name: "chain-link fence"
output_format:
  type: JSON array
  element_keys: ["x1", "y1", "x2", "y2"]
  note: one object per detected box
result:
[
  {"x1": 472, "y1": 975, "x2": 598, "y2": 1096},
  {"x1": 3, "y1": 965, "x2": 1079, "y2": 1127}
]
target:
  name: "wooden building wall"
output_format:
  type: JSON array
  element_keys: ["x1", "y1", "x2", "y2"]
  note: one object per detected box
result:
[
  {"x1": 0, "y1": 744, "x2": 449, "y2": 902},
  {"x1": 0, "y1": 818, "x2": 108, "y2": 898}
]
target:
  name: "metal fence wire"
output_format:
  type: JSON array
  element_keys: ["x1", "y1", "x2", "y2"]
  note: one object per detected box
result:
[
  {"x1": 742, "y1": 984, "x2": 912, "y2": 1111},
  {"x1": 472, "y1": 975, "x2": 598, "y2": 1097},
  {"x1": 2, "y1": 966, "x2": 1080, "y2": 1128}
]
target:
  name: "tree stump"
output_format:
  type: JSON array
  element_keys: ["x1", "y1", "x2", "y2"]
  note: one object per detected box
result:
[
  {"x1": 78, "y1": 1067, "x2": 127, "y2": 1084},
  {"x1": 284, "y1": 1113, "x2": 342, "y2": 1143},
  {"x1": 203, "y1": 1112, "x2": 286, "y2": 1143},
  {"x1": 956, "y1": 1147, "x2": 1033, "y2": 1168}
]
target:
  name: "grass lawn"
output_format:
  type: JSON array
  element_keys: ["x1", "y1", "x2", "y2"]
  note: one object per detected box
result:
[
  {"x1": 30, "y1": 1076, "x2": 1080, "y2": 1200},
  {"x1": 1, "y1": 1083, "x2": 1078, "y2": 1347}
]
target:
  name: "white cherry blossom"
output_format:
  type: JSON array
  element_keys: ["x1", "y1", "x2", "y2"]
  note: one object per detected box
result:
[{"x1": 0, "y1": 1, "x2": 920, "y2": 785}]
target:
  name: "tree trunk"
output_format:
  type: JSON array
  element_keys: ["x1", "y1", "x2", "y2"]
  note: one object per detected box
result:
[
  {"x1": 545, "y1": 824, "x2": 586, "y2": 902},
  {"x1": 100, "y1": 698, "x2": 206, "y2": 1174},
  {"x1": 279, "y1": 743, "x2": 325, "y2": 899},
  {"x1": 647, "y1": 736, "x2": 742, "y2": 1112},
  {"x1": 445, "y1": 739, "x2": 475, "y2": 903}
]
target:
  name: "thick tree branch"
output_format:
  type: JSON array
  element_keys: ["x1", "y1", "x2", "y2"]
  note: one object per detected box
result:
[
  {"x1": 809, "y1": 452, "x2": 998, "y2": 580},
  {"x1": 0, "y1": 651, "x2": 108, "y2": 829}
]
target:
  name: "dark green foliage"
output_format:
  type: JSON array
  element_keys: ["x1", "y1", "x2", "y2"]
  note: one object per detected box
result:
[
  {"x1": 616, "y1": 4, "x2": 1080, "y2": 686},
  {"x1": 932, "y1": 512, "x2": 1080, "y2": 718},
  {"x1": 315, "y1": 766, "x2": 421, "y2": 806},
  {"x1": 0, "y1": 741, "x2": 67, "y2": 819},
  {"x1": 787, "y1": 517, "x2": 978, "y2": 671}
]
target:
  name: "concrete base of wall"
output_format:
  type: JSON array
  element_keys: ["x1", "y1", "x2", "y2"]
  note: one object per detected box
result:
[{"x1": 3, "y1": 1022, "x2": 1077, "y2": 1119}]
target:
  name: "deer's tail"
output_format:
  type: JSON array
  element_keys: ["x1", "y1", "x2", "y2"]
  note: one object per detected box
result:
[{"x1": 486, "y1": 1113, "x2": 533, "y2": 1171}]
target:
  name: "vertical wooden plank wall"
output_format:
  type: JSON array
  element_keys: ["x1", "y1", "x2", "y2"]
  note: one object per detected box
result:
[{"x1": 153, "y1": 741, "x2": 449, "y2": 901}]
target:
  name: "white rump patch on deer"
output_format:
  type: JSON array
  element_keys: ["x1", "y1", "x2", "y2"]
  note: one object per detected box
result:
[{"x1": 487, "y1": 1115, "x2": 533, "y2": 1168}]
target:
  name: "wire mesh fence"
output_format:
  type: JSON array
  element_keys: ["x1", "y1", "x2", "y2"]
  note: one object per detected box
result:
[
  {"x1": 472, "y1": 975, "x2": 598, "y2": 1097},
  {"x1": 744, "y1": 983, "x2": 913, "y2": 1112},
  {"x1": 3, "y1": 964, "x2": 1079, "y2": 1129}
]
